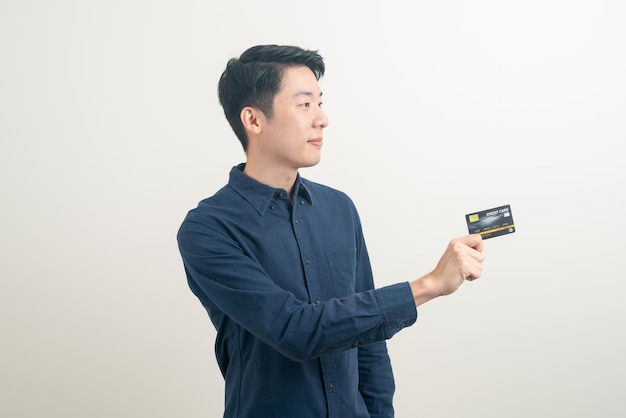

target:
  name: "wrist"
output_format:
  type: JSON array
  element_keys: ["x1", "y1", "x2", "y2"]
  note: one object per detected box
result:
[{"x1": 410, "y1": 273, "x2": 440, "y2": 307}]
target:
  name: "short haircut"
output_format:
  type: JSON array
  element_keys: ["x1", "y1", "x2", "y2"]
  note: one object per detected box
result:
[{"x1": 218, "y1": 45, "x2": 325, "y2": 151}]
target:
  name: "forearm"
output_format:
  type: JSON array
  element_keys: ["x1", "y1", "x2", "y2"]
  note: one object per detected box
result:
[
  {"x1": 410, "y1": 273, "x2": 440, "y2": 307},
  {"x1": 186, "y1": 257, "x2": 417, "y2": 361}
]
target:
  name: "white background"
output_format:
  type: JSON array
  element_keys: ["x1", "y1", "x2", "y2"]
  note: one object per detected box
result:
[{"x1": 1, "y1": 1, "x2": 625, "y2": 417}]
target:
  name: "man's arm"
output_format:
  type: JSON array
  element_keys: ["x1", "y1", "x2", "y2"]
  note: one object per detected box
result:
[
  {"x1": 178, "y1": 215, "x2": 417, "y2": 362},
  {"x1": 358, "y1": 341, "x2": 396, "y2": 418}
]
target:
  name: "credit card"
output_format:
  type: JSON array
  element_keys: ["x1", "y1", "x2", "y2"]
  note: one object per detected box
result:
[{"x1": 466, "y1": 204, "x2": 515, "y2": 239}]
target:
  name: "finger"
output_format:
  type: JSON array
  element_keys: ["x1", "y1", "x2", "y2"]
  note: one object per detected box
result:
[
  {"x1": 464, "y1": 233, "x2": 483, "y2": 252},
  {"x1": 465, "y1": 267, "x2": 482, "y2": 281},
  {"x1": 464, "y1": 257, "x2": 483, "y2": 281},
  {"x1": 473, "y1": 234, "x2": 484, "y2": 253},
  {"x1": 467, "y1": 246, "x2": 485, "y2": 263}
]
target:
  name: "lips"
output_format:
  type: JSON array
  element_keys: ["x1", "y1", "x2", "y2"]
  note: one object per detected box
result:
[{"x1": 308, "y1": 138, "x2": 323, "y2": 146}]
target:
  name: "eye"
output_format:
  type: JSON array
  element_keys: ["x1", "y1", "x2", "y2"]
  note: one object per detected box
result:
[{"x1": 301, "y1": 102, "x2": 310, "y2": 108}]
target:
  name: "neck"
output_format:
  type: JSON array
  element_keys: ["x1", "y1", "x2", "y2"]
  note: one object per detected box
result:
[{"x1": 243, "y1": 160, "x2": 298, "y2": 195}]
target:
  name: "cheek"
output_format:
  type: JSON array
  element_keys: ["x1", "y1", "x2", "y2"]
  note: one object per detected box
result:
[{"x1": 278, "y1": 119, "x2": 306, "y2": 142}]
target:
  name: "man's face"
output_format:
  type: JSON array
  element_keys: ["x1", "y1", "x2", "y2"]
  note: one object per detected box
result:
[{"x1": 258, "y1": 66, "x2": 329, "y2": 170}]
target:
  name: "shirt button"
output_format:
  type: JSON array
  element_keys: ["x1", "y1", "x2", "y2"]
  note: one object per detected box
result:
[
  {"x1": 399, "y1": 322, "x2": 405, "y2": 328},
  {"x1": 305, "y1": 258, "x2": 310, "y2": 264},
  {"x1": 300, "y1": 200, "x2": 304, "y2": 205},
  {"x1": 351, "y1": 341, "x2": 359, "y2": 348},
  {"x1": 295, "y1": 220, "x2": 299, "y2": 224},
  {"x1": 315, "y1": 299, "x2": 321, "y2": 304},
  {"x1": 328, "y1": 383, "x2": 334, "y2": 389}
]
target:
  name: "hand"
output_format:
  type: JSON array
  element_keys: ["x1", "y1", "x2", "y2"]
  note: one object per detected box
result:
[{"x1": 411, "y1": 234, "x2": 484, "y2": 306}]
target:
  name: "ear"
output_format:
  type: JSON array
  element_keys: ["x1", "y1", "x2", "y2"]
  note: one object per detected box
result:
[{"x1": 240, "y1": 106, "x2": 263, "y2": 135}]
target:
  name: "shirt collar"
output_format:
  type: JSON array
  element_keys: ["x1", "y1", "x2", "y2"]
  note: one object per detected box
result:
[{"x1": 228, "y1": 163, "x2": 313, "y2": 215}]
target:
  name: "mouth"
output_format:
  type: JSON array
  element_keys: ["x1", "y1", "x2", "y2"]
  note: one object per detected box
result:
[{"x1": 308, "y1": 138, "x2": 323, "y2": 147}]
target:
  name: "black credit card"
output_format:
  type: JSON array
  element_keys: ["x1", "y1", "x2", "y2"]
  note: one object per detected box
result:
[{"x1": 466, "y1": 204, "x2": 515, "y2": 239}]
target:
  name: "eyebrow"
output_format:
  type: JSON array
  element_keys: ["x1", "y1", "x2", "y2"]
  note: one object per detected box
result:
[{"x1": 294, "y1": 91, "x2": 323, "y2": 98}]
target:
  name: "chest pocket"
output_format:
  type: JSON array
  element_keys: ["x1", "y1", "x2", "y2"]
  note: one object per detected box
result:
[{"x1": 325, "y1": 248, "x2": 357, "y2": 298}]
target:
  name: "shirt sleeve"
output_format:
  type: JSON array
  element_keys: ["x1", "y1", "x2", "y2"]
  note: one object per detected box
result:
[
  {"x1": 358, "y1": 341, "x2": 395, "y2": 418},
  {"x1": 177, "y1": 214, "x2": 417, "y2": 362}
]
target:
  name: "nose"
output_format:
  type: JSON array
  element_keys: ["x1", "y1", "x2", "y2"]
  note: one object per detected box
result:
[{"x1": 315, "y1": 106, "x2": 329, "y2": 128}]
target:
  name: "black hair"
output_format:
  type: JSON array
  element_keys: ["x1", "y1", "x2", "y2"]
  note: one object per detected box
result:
[{"x1": 217, "y1": 45, "x2": 325, "y2": 151}]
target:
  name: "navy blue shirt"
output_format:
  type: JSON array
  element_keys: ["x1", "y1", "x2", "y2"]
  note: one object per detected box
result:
[{"x1": 177, "y1": 164, "x2": 418, "y2": 418}]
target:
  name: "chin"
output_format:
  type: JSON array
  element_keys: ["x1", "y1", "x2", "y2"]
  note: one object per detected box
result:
[{"x1": 302, "y1": 157, "x2": 322, "y2": 168}]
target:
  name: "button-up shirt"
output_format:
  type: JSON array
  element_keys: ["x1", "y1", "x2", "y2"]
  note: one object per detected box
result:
[{"x1": 177, "y1": 164, "x2": 418, "y2": 418}]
